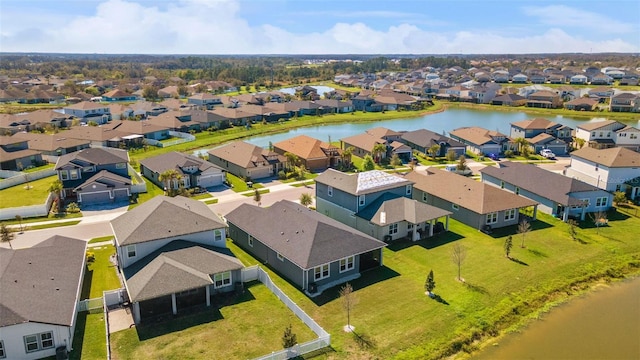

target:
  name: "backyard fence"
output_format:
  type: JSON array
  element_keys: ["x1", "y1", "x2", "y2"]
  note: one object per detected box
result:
[
  {"x1": 146, "y1": 131, "x2": 196, "y2": 148},
  {"x1": 0, "y1": 192, "x2": 54, "y2": 221},
  {"x1": 77, "y1": 297, "x2": 104, "y2": 312},
  {"x1": 0, "y1": 168, "x2": 56, "y2": 190},
  {"x1": 128, "y1": 165, "x2": 147, "y2": 193},
  {"x1": 242, "y1": 266, "x2": 331, "y2": 360}
]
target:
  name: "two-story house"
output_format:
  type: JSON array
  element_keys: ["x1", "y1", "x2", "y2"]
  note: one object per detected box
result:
[
  {"x1": 575, "y1": 120, "x2": 630, "y2": 149},
  {"x1": 564, "y1": 147, "x2": 640, "y2": 200},
  {"x1": 63, "y1": 101, "x2": 111, "y2": 124},
  {"x1": 526, "y1": 90, "x2": 562, "y2": 109},
  {"x1": 0, "y1": 136, "x2": 43, "y2": 170},
  {"x1": 609, "y1": 92, "x2": 640, "y2": 113},
  {"x1": 273, "y1": 135, "x2": 342, "y2": 171},
  {"x1": 54, "y1": 147, "x2": 131, "y2": 205},
  {"x1": 111, "y1": 196, "x2": 241, "y2": 324},
  {"x1": 315, "y1": 169, "x2": 452, "y2": 242},
  {"x1": 509, "y1": 118, "x2": 572, "y2": 155},
  {"x1": 140, "y1": 151, "x2": 225, "y2": 190},
  {"x1": 400, "y1": 129, "x2": 466, "y2": 158},
  {"x1": 187, "y1": 93, "x2": 222, "y2": 109},
  {"x1": 207, "y1": 141, "x2": 286, "y2": 180},
  {"x1": 449, "y1": 127, "x2": 512, "y2": 155}
]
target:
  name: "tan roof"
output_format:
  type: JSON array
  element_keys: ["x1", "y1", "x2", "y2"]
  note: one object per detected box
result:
[
  {"x1": 405, "y1": 168, "x2": 537, "y2": 214},
  {"x1": 571, "y1": 147, "x2": 640, "y2": 168},
  {"x1": 450, "y1": 127, "x2": 507, "y2": 146},
  {"x1": 211, "y1": 107, "x2": 256, "y2": 119},
  {"x1": 511, "y1": 118, "x2": 558, "y2": 130},
  {"x1": 109, "y1": 120, "x2": 170, "y2": 135},
  {"x1": 12, "y1": 132, "x2": 90, "y2": 151},
  {"x1": 102, "y1": 89, "x2": 131, "y2": 98},
  {"x1": 208, "y1": 141, "x2": 284, "y2": 169},
  {"x1": 60, "y1": 125, "x2": 130, "y2": 142},
  {"x1": 341, "y1": 133, "x2": 385, "y2": 151},
  {"x1": 273, "y1": 135, "x2": 340, "y2": 160},
  {"x1": 316, "y1": 169, "x2": 412, "y2": 195},
  {"x1": 64, "y1": 101, "x2": 108, "y2": 110},
  {"x1": 565, "y1": 98, "x2": 599, "y2": 106},
  {"x1": 576, "y1": 120, "x2": 619, "y2": 131},
  {"x1": 365, "y1": 127, "x2": 401, "y2": 139}
]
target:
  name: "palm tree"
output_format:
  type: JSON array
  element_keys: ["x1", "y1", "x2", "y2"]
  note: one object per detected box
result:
[
  {"x1": 300, "y1": 193, "x2": 313, "y2": 207},
  {"x1": 341, "y1": 146, "x2": 355, "y2": 168},
  {"x1": 1, "y1": 224, "x2": 14, "y2": 249},
  {"x1": 159, "y1": 169, "x2": 182, "y2": 196},
  {"x1": 284, "y1": 152, "x2": 299, "y2": 171},
  {"x1": 513, "y1": 137, "x2": 529, "y2": 155},
  {"x1": 372, "y1": 143, "x2": 388, "y2": 164},
  {"x1": 48, "y1": 179, "x2": 63, "y2": 214},
  {"x1": 427, "y1": 144, "x2": 441, "y2": 160}
]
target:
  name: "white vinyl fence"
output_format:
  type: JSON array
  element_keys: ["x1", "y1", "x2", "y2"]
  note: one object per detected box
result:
[
  {"x1": 146, "y1": 131, "x2": 196, "y2": 148},
  {"x1": 0, "y1": 168, "x2": 56, "y2": 190},
  {"x1": 128, "y1": 165, "x2": 147, "y2": 193},
  {"x1": 242, "y1": 266, "x2": 331, "y2": 360},
  {"x1": 77, "y1": 297, "x2": 104, "y2": 312},
  {"x1": 0, "y1": 192, "x2": 54, "y2": 220}
]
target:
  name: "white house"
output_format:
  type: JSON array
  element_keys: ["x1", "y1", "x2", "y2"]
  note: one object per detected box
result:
[
  {"x1": 565, "y1": 147, "x2": 640, "y2": 200},
  {"x1": 63, "y1": 101, "x2": 111, "y2": 124},
  {"x1": 575, "y1": 120, "x2": 628, "y2": 149},
  {"x1": 0, "y1": 236, "x2": 86, "y2": 360},
  {"x1": 615, "y1": 125, "x2": 640, "y2": 151}
]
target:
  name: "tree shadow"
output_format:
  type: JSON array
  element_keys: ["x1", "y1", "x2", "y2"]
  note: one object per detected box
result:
[
  {"x1": 508, "y1": 257, "x2": 529, "y2": 266},
  {"x1": 488, "y1": 217, "x2": 553, "y2": 239},
  {"x1": 527, "y1": 248, "x2": 548, "y2": 258},
  {"x1": 431, "y1": 293, "x2": 450, "y2": 305},
  {"x1": 386, "y1": 231, "x2": 465, "y2": 252},
  {"x1": 351, "y1": 331, "x2": 377, "y2": 350},
  {"x1": 464, "y1": 281, "x2": 489, "y2": 295},
  {"x1": 80, "y1": 266, "x2": 93, "y2": 300}
]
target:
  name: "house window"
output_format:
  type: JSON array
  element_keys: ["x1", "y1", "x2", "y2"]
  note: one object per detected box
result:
[
  {"x1": 60, "y1": 171, "x2": 69, "y2": 181},
  {"x1": 24, "y1": 332, "x2": 54, "y2": 353},
  {"x1": 69, "y1": 169, "x2": 79, "y2": 180},
  {"x1": 581, "y1": 198, "x2": 590, "y2": 207},
  {"x1": 596, "y1": 197, "x2": 608, "y2": 207},
  {"x1": 126, "y1": 245, "x2": 136, "y2": 258},
  {"x1": 327, "y1": 186, "x2": 333, "y2": 197},
  {"x1": 248, "y1": 235, "x2": 254, "y2": 247},
  {"x1": 214, "y1": 272, "x2": 232, "y2": 288},
  {"x1": 277, "y1": 253, "x2": 284, "y2": 262},
  {"x1": 314, "y1": 264, "x2": 330, "y2": 281},
  {"x1": 615, "y1": 184, "x2": 622, "y2": 192},
  {"x1": 408, "y1": 223, "x2": 414, "y2": 230},
  {"x1": 515, "y1": 187, "x2": 520, "y2": 195},
  {"x1": 607, "y1": 132, "x2": 611, "y2": 138},
  {"x1": 592, "y1": 132, "x2": 596, "y2": 137},
  {"x1": 504, "y1": 209, "x2": 516, "y2": 221},
  {"x1": 422, "y1": 192, "x2": 428, "y2": 202},
  {"x1": 406, "y1": 185, "x2": 412, "y2": 195},
  {"x1": 500, "y1": 181, "x2": 505, "y2": 189},
  {"x1": 486, "y1": 212, "x2": 498, "y2": 224},
  {"x1": 214, "y1": 229, "x2": 223, "y2": 242},
  {"x1": 83, "y1": 166, "x2": 94, "y2": 172},
  {"x1": 116, "y1": 163, "x2": 126, "y2": 169},
  {"x1": 359, "y1": 195, "x2": 365, "y2": 207},
  {"x1": 388, "y1": 223, "x2": 398, "y2": 235},
  {"x1": 0, "y1": 340, "x2": 5, "y2": 359},
  {"x1": 452, "y1": 204, "x2": 459, "y2": 210},
  {"x1": 339, "y1": 256, "x2": 355, "y2": 273},
  {"x1": 631, "y1": 134, "x2": 638, "y2": 139}
]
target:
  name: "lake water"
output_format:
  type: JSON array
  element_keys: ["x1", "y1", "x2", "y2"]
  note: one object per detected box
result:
[{"x1": 472, "y1": 277, "x2": 640, "y2": 360}]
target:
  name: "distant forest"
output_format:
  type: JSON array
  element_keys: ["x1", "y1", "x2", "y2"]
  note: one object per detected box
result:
[{"x1": 0, "y1": 53, "x2": 637, "y2": 87}]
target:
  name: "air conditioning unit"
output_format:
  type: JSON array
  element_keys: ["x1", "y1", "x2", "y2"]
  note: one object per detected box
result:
[{"x1": 308, "y1": 282, "x2": 318, "y2": 293}]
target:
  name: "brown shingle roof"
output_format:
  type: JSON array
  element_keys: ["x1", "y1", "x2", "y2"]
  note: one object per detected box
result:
[
  {"x1": 55, "y1": 147, "x2": 128, "y2": 169},
  {"x1": 273, "y1": 135, "x2": 339, "y2": 160},
  {"x1": 140, "y1": 151, "x2": 222, "y2": 175},
  {"x1": 570, "y1": 147, "x2": 640, "y2": 168},
  {"x1": 207, "y1": 141, "x2": 284, "y2": 169},
  {"x1": 12, "y1": 132, "x2": 90, "y2": 152},
  {"x1": 511, "y1": 118, "x2": 558, "y2": 130},
  {"x1": 576, "y1": 120, "x2": 619, "y2": 131},
  {"x1": 449, "y1": 127, "x2": 508, "y2": 146}
]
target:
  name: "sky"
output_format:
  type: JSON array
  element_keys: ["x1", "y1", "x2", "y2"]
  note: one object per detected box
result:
[{"x1": 1, "y1": 0, "x2": 639, "y2": 55}]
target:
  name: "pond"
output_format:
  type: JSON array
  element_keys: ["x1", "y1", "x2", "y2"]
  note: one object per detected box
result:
[{"x1": 472, "y1": 277, "x2": 640, "y2": 360}]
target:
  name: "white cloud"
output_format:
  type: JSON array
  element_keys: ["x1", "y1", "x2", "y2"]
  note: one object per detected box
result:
[
  {"x1": 1, "y1": 0, "x2": 638, "y2": 54},
  {"x1": 523, "y1": 5, "x2": 635, "y2": 34}
]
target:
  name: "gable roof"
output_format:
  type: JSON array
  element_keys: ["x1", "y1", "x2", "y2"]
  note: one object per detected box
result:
[
  {"x1": 406, "y1": 168, "x2": 537, "y2": 214},
  {"x1": 226, "y1": 200, "x2": 386, "y2": 269},
  {"x1": 140, "y1": 151, "x2": 223, "y2": 175},
  {"x1": 111, "y1": 195, "x2": 226, "y2": 246},
  {"x1": 123, "y1": 240, "x2": 243, "y2": 302},
  {"x1": 103, "y1": 89, "x2": 132, "y2": 98},
  {"x1": 528, "y1": 133, "x2": 566, "y2": 145},
  {"x1": 273, "y1": 135, "x2": 340, "y2": 160},
  {"x1": 449, "y1": 127, "x2": 508, "y2": 146},
  {"x1": 74, "y1": 170, "x2": 131, "y2": 191},
  {"x1": 55, "y1": 147, "x2": 129, "y2": 169},
  {"x1": 511, "y1": 118, "x2": 559, "y2": 130},
  {"x1": 12, "y1": 132, "x2": 89, "y2": 152},
  {"x1": 341, "y1": 132, "x2": 385, "y2": 151},
  {"x1": 207, "y1": 141, "x2": 284, "y2": 169},
  {"x1": 365, "y1": 127, "x2": 401, "y2": 139},
  {"x1": 315, "y1": 169, "x2": 412, "y2": 195},
  {"x1": 479, "y1": 161, "x2": 602, "y2": 206},
  {"x1": 0, "y1": 236, "x2": 86, "y2": 327},
  {"x1": 64, "y1": 101, "x2": 108, "y2": 111},
  {"x1": 577, "y1": 120, "x2": 623, "y2": 131},
  {"x1": 400, "y1": 129, "x2": 465, "y2": 148},
  {"x1": 570, "y1": 147, "x2": 640, "y2": 168},
  {"x1": 357, "y1": 193, "x2": 452, "y2": 225}
]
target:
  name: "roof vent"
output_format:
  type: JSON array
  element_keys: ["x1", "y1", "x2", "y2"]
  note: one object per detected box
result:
[{"x1": 281, "y1": 231, "x2": 284, "y2": 235}]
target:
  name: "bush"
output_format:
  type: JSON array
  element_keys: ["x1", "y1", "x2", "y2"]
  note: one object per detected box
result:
[
  {"x1": 504, "y1": 150, "x2": 514, "y2": 158},
  {"x1": 86, "y1": 252, "x2": 95, "y2": 263},
  {"x1": 66, "y1": 202, "x2": 81, "y2": 213},
  {"x1": 278, "y1": 170, "x2": 287, "y2": 180}
]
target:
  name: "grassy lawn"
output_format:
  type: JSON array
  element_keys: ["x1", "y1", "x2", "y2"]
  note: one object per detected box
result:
[
  {"x1": 82, "y1": 245, "x2": 121, "y2": 299},
  {"x1": 69, "y1": 312, "x2": 106, "y2": 360},
  {"x1": 290, "y1": 180, "x2": 316, "y2": 187},
  {"x1": 0, "y1": 211, "x2": 82, "y2": 226},
  {"x1": 204, "y1": 198, "x2": 219, "y2": 205},
  {"x1": 28, "y1": 220, "x2": 81, "y2": 230},
  {"x1": 89, "y1": 235, "x2": 114, "y2": 244},
  {"x1": 242, "y1": 188, "x2": 270, "y2": 197},
  {"x1": 191, "y1": 192, "x2": 213, "y2": 200},
  {"x1": 128, "y1": 177, "x2": 164, "y2": 210},
  {"x1": 228, "y1": 210, "x2": 640, "y2": 359},
  {"x1": 279, "y1": 172, "x2": 318, "y2": 183},
  {"x1": 110, "y1": 282, "x2": 317, "y2": 360},
  {"x1": 23, "y1": 163, "x2": 55, "y2": 173},
  {"x1": 226, "y1": 173, "x2": 264, "y2": 192},
  {"x1": 0, "y1": 175, "x2": 56, "y2": 208}
]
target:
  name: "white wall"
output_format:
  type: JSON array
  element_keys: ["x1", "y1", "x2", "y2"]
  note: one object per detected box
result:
[
  {"x1": 0, "y1": 322, "x2": 71, "y2": 360},
  {"x1": 567, "y1": 158, "x2": 640, "y2": 191}
]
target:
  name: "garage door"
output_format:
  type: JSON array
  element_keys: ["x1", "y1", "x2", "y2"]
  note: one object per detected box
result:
[
  {"x1": 78, "y1": 191, "x2": 111, "y2": 205},
  {"x1": 198, "y1": 174, "x2": 223, "y2": 188},
  {"x1": 546, "y1": 145, "x2": 567, "y2": 155},
  {"x1": 113, "y1": 188, "x2": 130, "y2": 201}
]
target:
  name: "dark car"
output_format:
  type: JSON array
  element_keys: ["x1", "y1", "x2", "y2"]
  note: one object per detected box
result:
[{"x1": 486, "y1": 153, "x2": 500, "y2": 160}]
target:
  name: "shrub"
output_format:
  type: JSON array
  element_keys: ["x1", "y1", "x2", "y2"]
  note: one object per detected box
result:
[
  {"x1": 66, "y1": 202, "x2": 81, "y2": 213},
  {"x1": 504, "y1": 150, "x2": 514, "y2": 158},
  {"x1": 278, "y1": 170, "x2": 287, "y2": 180},
  {"x1": 86, "y1": 252, "x2": 95, "y2": 263}
]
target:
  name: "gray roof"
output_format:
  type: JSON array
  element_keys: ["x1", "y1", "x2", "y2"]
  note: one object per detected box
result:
[
  {"x1": 123, "y1": 240, "x2": 243, "y2": 302},
  {"x1": 140, "y1": 151, "x2": 223, "y2": 175},
  {"x1": 55, "y1": 147, "x2": 129, "y2": 170},
  {"x1": 225, "y1": 200, "x2": 386, "y2": 269},
  {"x1": 315, "y1": 169, "x2": 413, "y2": 195},
  {"x1": 479, "y1": 161, "x2": 603, "y2": 206},
  {"x1": 0, "y1": 236, "x2": 86, "y2": 327},
  {"x1": 400, "y1": 129, "x2": 465, "y2": 148},
  {"x1": 74, "y1": 170, "x2": 131, "y2": 191},
  {"x1": 357, "y1": 193, "x2": 452, "y2": 225},
  {"x1": 111, "y1": 195, "x2": 226, "y2": 246}
]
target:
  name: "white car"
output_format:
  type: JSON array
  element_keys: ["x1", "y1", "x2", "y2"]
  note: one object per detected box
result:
[{"x1": 540, "y1": 149, "x2": 556, "y2": 159}]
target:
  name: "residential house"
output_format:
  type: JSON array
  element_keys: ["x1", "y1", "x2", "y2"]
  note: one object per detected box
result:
[
  {"x1": 449, "y1": 127, "x2": 511, "y2": 155},
  {"x1": 615, "y1": 125, "x2": 640, "y2": 151},
  {"x1": 102, "y1": 89, "x2": 138, "y2": 102},
  {"x1": 0, "y1": 235, "x2": 86, "y2": 360},
  {"x1": 188, "y1": 93, "x2": 222, "y2": 109},
  {"x1": 609, "y1": 93, "x2": 640, "y2": 113},
  {"x1": 352, "y1": 95, "x2": 383, "y2": 112},
  {"x1": 564, "y1": 97, "x2": 599, "y2": 111},
  {"x1": 526, "y1": 90, "x2": 562, "y2": 109},
  {"x1": 158, "y1": 86, "x2": 179, "y2": 98},
  {"x1": 58, "y1": 125, "x2": 133, "y2": 148},
  {"x1": 587, "y1": 87, "x2": 615, "y2": 102},
  {"x1": 11, "y1": 132, "x2": 90, "y2": 162},
  {"x1": 570, "y1": 74, "x2": 588, "y2": 84},
  {"x1": 512, "y1": 73, "x2": 528, "y2": 83},
  {"x1": 509, "y1": 118, "x2": 572, "y2": 154},
  {"x1": 226, "y1": 200, "x2": 386, "y2": 295},
  {"x1": 491, "y1": 93, "x2": 527, "y2": 107},
  {"x1": 400, "y1": 128, "x2": 466, "y2": 158},
  {"x1": 12, "y1": 110, "x2": 75, "y2": 130},
  {"x1": 526, "y1": 134, "x2": 569, "y2": 155},
  {"x1": 129, "y1": 101, "x2": 169, "y2": 118},
  {"x1": 480, "y1": 161, "x2": 612, "y2": 221},
  {"x1": 106, "y1": 120, "x2": 170, "y2": 142},
  {"x1": 63, "y1": 101, "x2": 111, "y2": 124},
  {"x1": 140, "y1": 151, "x2": 225, "y2": 190},
  {"x1": 314, "y1": 99, "x2": 354, "y2": 113},
  {"x1": 207, "y1": 141, "x2": 285, "y2": 180},
  {"x1": 575, "y1": 120, "x2": 630, "y2": 149},
  {"x1": 54, "y1": 147, "x2": 131, "y2": 205},
  {"x1": 564, "y1": 147, "x2": 640, "y2": 200},
  {"x1": 340, "y1": 133, "x2": 389, "y2": 161},
  {"x1": 406, "y1": 169, "x2": 538, "y2": 231},
  {"x1": 468, "y1": 83, "x2": 501, "y2": 104},
  {"x1": 590, "y1": 74, "x2": 613, "y2": 85},
  {"x1": 273, "y1": 135, "x2": 342, "y2": 171},
  {"x1": 210, "y1": 107, "x2": 259, "y2": 126},
  {"x1": 0, "y1": 136, "x2": 43, "y2": 170},
  {"x1": 315, "y1": 169, "x2": 451, "y2": 241},
  {"x1": 111, "y1": 196, "x2": 240, "y2": 324}
]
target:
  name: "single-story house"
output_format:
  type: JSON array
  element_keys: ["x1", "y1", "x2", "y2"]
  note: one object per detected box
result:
[
  {"x1": 207, "y1": 141, "x2": 286, "y2": 180},
  {"x1": 400, "y1": 129, "x2": 466, "y2": 157},
  {"x1": 273, "y1": 135, "x2": 342, "y2": 171},
  {"x1": 449, "y1": 127, "x2": 512, "y2": 155},
  {"x1": 140, "y1": 151, "x2": 225, "y2": 190}
]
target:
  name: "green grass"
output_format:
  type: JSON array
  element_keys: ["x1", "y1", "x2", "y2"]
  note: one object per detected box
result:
[
  {"x1": 0, "y1": 211, "x2": 82, "y2": 226},
  {"x1": 228, "y1": 211, "x2": 640, "y2": 359},
  {"x1": 242, "y1": 188, "x2": 270, "y2": 197},
  {"x1": 82, "y1": 245, "x2": 121, "y2": 299},
  {"x1": 204, "y1": 198, "x2": 219, "y2": 205},
  {"x1": 69, "y1": 312, "x2": 106, "y2": 360},
  {"x1": 88, "y1": 235, "x2": 114, "y2": 244},
  {"x1": 27, "y1": 220, "x2": 81, "y2": 230},
  {"x1": 0, "y1": 175, "x2": 56, "y2": 208},
  {"x1": 279, "y1": 172, "x2": 318, "y2": 183},
  {"x1": 110, "y1": 282, "x2": 317, "y2": 360},
  {"x1": 290, "y1": 180, "x2": 316, "y2": 187},
  {"x1": 191, "y1": 192, "x2": 213, "y2": 200},
  {"x1": 226, "y1": 173, "x2": 264, "y2": 192},
  {"x1": 23, "y1": 163, "x2": 55, "y2": 173},
  {"x1": 128, "y1": 177, "x2": 164, "y2": 210}
]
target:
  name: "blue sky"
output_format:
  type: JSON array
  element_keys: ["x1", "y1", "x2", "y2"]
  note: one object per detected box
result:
[{"x1": 1, "y1": 0, "x2": 638, "y2": 54}]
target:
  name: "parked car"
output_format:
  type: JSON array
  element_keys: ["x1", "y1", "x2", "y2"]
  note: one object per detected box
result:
[
  {"x1": 540, "y1": 149, "x2": 556, "y2": 159},
  {"x1": 486, "y1": 153, "x2": 500, "y2": 161},
  {"x1": 445, "y1": 164, "x2": 472, "y2": 176}
]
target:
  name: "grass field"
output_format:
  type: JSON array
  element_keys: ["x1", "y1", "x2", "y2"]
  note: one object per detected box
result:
[
  {"x1": 0, "y1": 175, "x2": 56, "y2": 208},
  {"x1": 226, "y1": 173, "x2": 264, "y2": 192},
  {"x1": 128, "y1": 177, "x2": 164, "y2": 210},
  {"x1": 69, "y1": 312, "x2": 107, "y2": 360},
  {"x1": 82, "y1": 245, "x2": 121, "y2": 299},
  {"x1": 227, "y1": 210, "x2": 640, "y2": 359},
  {"x1": 110, "y1": 282, "x2": 318, "y2": 360}
]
